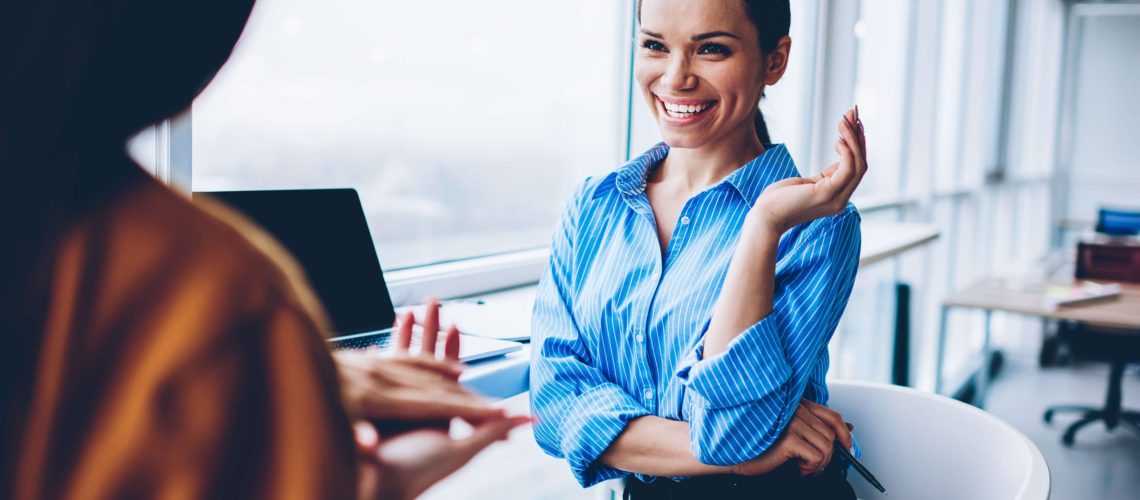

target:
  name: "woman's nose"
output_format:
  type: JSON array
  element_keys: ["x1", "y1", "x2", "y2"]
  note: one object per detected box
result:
[{"x1": 660, "y1": 55, "x2": 697, "y2": 91}]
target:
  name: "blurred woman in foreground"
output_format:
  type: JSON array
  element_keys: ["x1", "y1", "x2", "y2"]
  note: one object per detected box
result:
[{"x1": 0, "y1": 1, "x2": 525, "y2": 499}]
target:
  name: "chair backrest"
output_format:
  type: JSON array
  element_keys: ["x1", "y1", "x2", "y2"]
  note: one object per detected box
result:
[
  {"x1": 828, "y1": 381, "x2": 1050, "y2": 500},
  {"x1": 1096, "y1": 207, "x2": 1140, "y2": 237}
]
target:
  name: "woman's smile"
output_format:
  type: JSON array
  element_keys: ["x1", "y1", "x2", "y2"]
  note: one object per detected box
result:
[{"x1": 655, "y1": 95, "x2": 719, "y2": 125}]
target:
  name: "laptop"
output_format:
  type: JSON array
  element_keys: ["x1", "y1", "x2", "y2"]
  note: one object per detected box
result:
[{"x1": 196, "y1": 188, "x2": 522, "y2": 362}]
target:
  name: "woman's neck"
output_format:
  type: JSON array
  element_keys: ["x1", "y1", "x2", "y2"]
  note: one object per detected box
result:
[{"x1": 652, "y1": 124, "x2": 766, "y2": 193}]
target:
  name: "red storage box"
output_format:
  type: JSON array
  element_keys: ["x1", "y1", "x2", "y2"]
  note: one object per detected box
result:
[{"x1": 1076, "y1": 241, "x2": 1140, "y2": 284}]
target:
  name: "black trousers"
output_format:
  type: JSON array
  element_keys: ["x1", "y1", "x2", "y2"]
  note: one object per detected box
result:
[{"x1": 623, "y1": 461, "x2": 855, "y2": 500}]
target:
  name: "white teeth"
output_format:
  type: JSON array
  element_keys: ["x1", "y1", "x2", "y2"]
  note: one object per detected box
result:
[{"x1": 661, "y1": 100, "x2": 712, "y2": 117}]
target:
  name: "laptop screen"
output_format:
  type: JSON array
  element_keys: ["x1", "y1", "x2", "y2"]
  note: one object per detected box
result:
[{"x1": 196, "y1": 189, "x2": 396, "y2": 335}]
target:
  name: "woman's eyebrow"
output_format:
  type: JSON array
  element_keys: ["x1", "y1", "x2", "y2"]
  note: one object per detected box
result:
[
  {"x1": 638, "y1": 29, "x2": 740, "y2": 41},
  {"x1": 692, "y1": 31, "x2": 739, "y2": 41}
]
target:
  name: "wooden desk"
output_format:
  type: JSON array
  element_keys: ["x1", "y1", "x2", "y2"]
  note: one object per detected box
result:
[{"x1": 935, "y1": 279, "x2": 1140, "y2": 405}]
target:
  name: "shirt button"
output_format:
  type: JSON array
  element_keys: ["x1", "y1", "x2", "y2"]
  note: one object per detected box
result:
[
  {"x1": 635, "y1": 334, "x2": 645, "y2": 343},
  {"x1": 643, "y1": 389, "x2": 654, "y2": 400},
  {"x1": 681, "y1": 216, "x2": 691, "y2": 225}
]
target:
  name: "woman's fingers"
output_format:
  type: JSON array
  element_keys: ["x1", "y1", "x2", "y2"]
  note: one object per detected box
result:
[
  {"x1": 827, "y1": 135, "x2": 857, "y2": 201},
  {"x1": 829, "y1": 112, "x2": 866, "y2": 205},
  {"x1": 788, "y1": 424, "x2": 826, "y2": 471},
  {"x1": 443, "y1": 324, "x2": 461, "y2": 362},
  {"x1": 420, "y1": 299, "x2": 441, "y2": 357},
  {"x1": 804, "y1": 403, "x2": 852, "y2": 452},
  {"x1": 840, "y1": 109, "x2": 868, "y2": 183},
  {"x1": 354, "y1": 420, "x2": 380, "y2": 457},
  {"x1": 395, "y1": 311, "x2": 414, "y2": 352},
  {"x1": 802, "y1": 400, "x2": 854, "y2": 450},
  {"x1": 795, "y1": 409, "x2": 835, "y2": 472},
  {"x1": 838, "y1": 112, "x2": 864, "y2": 174},
  {"x1": 789, "y1": 417, "x2": 831, "y2": 471},
  {"x1": 457, "y1": 415, "x2": 531, "y2": 459}
]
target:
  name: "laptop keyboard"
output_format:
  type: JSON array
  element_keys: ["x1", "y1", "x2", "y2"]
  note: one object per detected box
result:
[{"x1": 332, "y1": 331, "x2": 444, "y2": 353}]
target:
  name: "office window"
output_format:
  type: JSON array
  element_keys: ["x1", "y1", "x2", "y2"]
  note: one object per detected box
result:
[
  {"x1": 931, "y1": 0, "x2": 969, "y2": 192},
  {"x1": 127, "y1": 126, "x2": 158, "y2": 174},
  {"x1": 849, "y1": 0, "x2": 911, "y2": 199},
  {"x1": 760, "y1": 0, "x2": 820, "y2": 167},
  {"x1": 191, "y1": 0, "x2": 628, "y2": 269}
]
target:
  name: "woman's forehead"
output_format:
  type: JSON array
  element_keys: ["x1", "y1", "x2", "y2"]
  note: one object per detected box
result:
[{"x1": 639, "y1": 0, "x2": 755, "y2": 39}]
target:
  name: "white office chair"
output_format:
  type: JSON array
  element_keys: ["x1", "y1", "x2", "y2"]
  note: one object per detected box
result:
[
  {"x1": 828, "y1": 380, "x2": 1050, "y2": 500},
  {"x1": 599, "y1": 381, "x2": 1050, "y2": 500}
]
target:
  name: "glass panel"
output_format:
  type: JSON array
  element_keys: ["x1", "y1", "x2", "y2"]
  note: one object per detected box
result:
[
  {"x1": 761, "y1": 0, "x2": 821, "y2": 167},
  {"x1": 829, "y1": 255, "x2": 896, "y2": 383},
  {"x1": 126, "y1": 125, "x2": 158, "y2": 174},
  {"x1": 192, "y1": 0, "x2": 627, "y2": 269},
  {"x1": 932, "y1": 0, "x2": 968, "y2": 192},
  {"x1": 850, "y1": 0, "x2": 911, "y2": 199}
]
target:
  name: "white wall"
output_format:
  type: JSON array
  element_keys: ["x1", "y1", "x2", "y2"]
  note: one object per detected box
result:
[{"x1": 1063, "y1": 12, "x2": 1140, "y2": 220}]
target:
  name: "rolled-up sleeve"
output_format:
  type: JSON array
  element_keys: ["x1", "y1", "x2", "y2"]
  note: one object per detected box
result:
[
  {"x1": 530, "y1": 181, "x2": 649, "y2": 487},
  {"x1": 675, "y1": 206, "x2": 861, "y2": 465}
]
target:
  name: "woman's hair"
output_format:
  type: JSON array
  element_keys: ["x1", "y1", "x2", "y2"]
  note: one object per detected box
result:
[
  {"x1": 0, "y1": 0, "x2": 254, "y2": 487},
  {"x1": 637, "y1": 0, "x2": 791, "y2": 145}
]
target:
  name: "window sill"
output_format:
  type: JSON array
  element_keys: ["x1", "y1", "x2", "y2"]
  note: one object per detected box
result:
[{"x1": 386, "y1": 248, "x2": 548, "y2": 306}]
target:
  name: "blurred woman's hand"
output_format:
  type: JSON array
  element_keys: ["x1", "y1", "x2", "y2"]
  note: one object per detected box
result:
[
  {"x1": 335, "y1": 300, "x2": 505, "y2": 424},
  {"x1": 354, "y1": 415, "x2": 530, "y2": 500},
  {"x1": 750, "y1": 107, "x2": 868, "y2": 236},
  {"x1": 341, "y1": 299, "x2": 532, "y2": 499}
]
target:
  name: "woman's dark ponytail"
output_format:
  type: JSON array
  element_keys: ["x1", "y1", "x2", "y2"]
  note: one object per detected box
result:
[
  {"x1": 754, "y1": 109, "x2": 772, "y2": 146},
  {"x1": 745, "y1": 1, "x2": 790, "y2": 146}
]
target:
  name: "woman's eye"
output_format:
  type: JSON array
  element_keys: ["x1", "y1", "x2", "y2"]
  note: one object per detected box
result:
[
  {"x1": 640, "y1": 39, "x2": 667, "y2": 52},
  {"x1": 697, "y1": 43, "x2": 732, "y2": 56}
]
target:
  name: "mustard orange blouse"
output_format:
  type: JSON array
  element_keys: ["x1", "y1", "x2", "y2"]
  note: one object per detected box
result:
[{"x1": 15, "y1": 171, "x2": 357, "y2": 499}]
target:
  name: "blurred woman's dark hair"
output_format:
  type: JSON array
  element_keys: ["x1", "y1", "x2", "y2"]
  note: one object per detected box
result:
[
  {"x1": 0, "y1": 0, "x2": 255, "y2": 487},
  {"x1": 636, "y1": 0, "x2": 791, "y2": 146}
]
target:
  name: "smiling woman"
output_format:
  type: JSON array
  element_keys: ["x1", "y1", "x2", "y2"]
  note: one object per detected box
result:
[{"x1": 529, "y1": 0, "x2": 867, "y2": 498}]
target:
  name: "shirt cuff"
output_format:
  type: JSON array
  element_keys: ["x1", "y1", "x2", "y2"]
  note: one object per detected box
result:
[
  {"x1": 675, "y1": 315, "x2": 792, "y2": 409},
  {"x1": 560, "y1": 383, "x2": 650, "y2": 487}
]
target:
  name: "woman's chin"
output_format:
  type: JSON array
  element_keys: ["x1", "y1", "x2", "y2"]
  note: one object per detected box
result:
[{"x1": 659, "y1": 132, "x2": 710, "y2": 150}]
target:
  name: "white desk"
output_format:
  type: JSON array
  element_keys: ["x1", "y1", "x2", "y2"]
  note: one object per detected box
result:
[
  {"x1": 458, "y1": 222, "x2": 940, "y2": 399},
  {"x1": 460, "y1": 346, "x2": 531, "y2": 399},
  {"x1": 858, "y1": 222, "x2": 940, "y2": 267}
]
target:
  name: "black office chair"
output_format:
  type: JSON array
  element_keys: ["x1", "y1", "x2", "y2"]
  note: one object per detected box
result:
[
  {"x1": 1043, "y1": 206, "x2": 1140, "y2": 445},
  {"x1": 1043, "y1": 324, "x2": 1140, "y2": 445}
]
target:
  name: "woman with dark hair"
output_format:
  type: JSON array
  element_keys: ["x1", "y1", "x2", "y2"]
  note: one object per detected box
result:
[
  {"x1": 0, "y1": 1, "x2": 524, "y2": 499},
  {"x1": 530, "y1": 0, "x2": 868, "y2": 497}
]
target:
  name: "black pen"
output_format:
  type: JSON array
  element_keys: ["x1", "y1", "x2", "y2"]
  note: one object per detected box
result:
[{"x1": 834, "y1": 441, "x2": 886, "y2": 494}]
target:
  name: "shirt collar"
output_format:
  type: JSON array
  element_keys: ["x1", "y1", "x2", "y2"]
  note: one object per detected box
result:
[
  {"x1": 613, "y1": 142, "x2": 670, "y2": 196},
  {"x1": 611, "y1": 142, "x2": 800, "y2": 208}
]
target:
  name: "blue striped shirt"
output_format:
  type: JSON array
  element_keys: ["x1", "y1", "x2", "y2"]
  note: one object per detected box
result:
[{"x1": 529, "y1": 142, "x2": 861, "y2": 487}]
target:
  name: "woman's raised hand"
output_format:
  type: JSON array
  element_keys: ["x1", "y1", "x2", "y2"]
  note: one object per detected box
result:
[{"x1": 750, "y1": 106, "x2": 868, "y2": 235}]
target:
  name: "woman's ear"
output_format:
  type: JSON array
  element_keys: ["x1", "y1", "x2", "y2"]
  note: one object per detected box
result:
[{"x1": 763, "y1": 36, "x2": 793, "y2": 86}]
